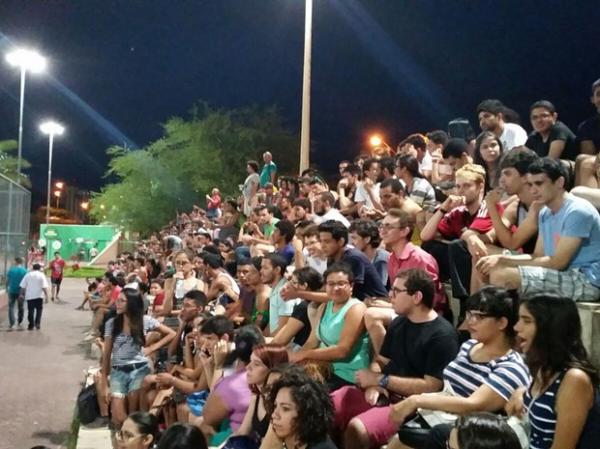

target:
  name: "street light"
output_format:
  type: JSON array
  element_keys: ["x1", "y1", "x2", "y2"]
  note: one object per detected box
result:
[
  {"x1": 40, "y1": 120, "x2": 65, "y2": 224},
  {"x1": 299, "y1": 0, "x2": 313, "y2": 174},
  {"x1": 6, "y1": 48, "x2": 47, "y2": 177},
  {"x1": 369, "y1": 134, "x2": 393, "y2": 156},
  {"x1": 54, "y1": 190, "x2": 61, "y2": 208},
  {"x1": 55, "y1": 181, "x2": 64, "y2": 190}
]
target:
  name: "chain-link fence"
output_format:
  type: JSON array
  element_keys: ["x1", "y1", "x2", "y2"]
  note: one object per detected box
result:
[{"x1": 0, "y1": 173, "x2": 31, "y2": 287}]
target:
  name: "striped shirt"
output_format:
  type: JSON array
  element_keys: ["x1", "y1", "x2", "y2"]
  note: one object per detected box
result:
[
  {"x1": 407, "y1": 177, "x2": 437, "y2": 213},
  {"x1": 443, "y1": 339, "x2": 531, "y2": 401},
  {"x1": 105, "y1": 315, "x2": 159, "y2": 366},
  {"x1": 524, "y1": 371, "x2": 564, "y2": 449}
]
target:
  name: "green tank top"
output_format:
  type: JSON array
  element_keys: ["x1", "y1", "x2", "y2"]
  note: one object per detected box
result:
[{"x1": 317, "y1": 298, "x2": 369, "y2": 383}]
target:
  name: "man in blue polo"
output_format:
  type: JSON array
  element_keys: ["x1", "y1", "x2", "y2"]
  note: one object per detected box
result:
[{"x1": 6, "y1": 257, "x2": 27, "y2": 330}]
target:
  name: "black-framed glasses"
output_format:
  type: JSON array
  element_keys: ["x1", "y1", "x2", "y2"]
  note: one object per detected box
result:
[{"x1": 391, "y1": 287, "x2": 408, "y2": 295}]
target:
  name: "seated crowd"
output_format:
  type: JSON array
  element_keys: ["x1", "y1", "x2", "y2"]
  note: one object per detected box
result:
[{"x1": 79, "y1": 86, "x2": 600, "y2": 449}]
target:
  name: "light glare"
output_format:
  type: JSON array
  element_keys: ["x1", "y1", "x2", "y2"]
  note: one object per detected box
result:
[{"x1": 6, "y1": 48, "x2": 47, "y2": 73}]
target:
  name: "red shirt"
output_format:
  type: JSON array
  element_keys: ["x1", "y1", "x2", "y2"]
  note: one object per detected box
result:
[
  {"x1": 437, "y1": 203, "x2": 503, "y2": 240},
  {"x1": 153, "y1": 292, "x2": 165, "y2": 307},
  {"x1": 208, "y1": 194, "x2": 222, "y2": 209},
  {"x1": 49, "y1": 258, "x2": 66, "y2": 279},
  {"x1": 388, "y1": 242, "x2": 447, "y2": 312}
]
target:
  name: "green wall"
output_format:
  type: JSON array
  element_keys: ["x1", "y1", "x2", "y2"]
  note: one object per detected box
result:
[{"x1": 39, "y1": 224, "x2": 117, "y2": 263}]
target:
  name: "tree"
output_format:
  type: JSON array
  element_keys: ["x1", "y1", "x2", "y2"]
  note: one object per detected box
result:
[
  {"x1": 90, "y1": 104, "x2": 299, "y2": 234},
  {"x1": 0, "y1": 139, "x2": 31, "y2": 188}
]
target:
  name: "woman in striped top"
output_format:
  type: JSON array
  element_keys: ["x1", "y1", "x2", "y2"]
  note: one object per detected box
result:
[
  {"x1": 390, "y1": 286, "x2": 530, "y2": 449},
  {"x1": 508, "y1": 293, "x2": 600, "y2": 449}
]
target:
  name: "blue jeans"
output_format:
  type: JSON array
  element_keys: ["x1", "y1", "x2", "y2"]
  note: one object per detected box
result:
[{"x1": 8, "y1": 293, "x2": 24, "y2": 327}]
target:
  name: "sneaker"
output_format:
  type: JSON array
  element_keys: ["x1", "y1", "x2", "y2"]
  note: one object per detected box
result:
[
  {"x1": 27, "y1": 327, "x2": 34, "y2": 331},
  {"x1": 83, "y1": 333, "x2": 97, "y2": 342},
  {"x1": 7, "y1": 326, "x2": 14, "y2": 332},
  {"x1": 35, "y1": 326, "x2": 40, "y2": 330}
]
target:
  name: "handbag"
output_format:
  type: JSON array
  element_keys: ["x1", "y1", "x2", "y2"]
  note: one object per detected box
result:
[{"x1": 77, "y1": 384, "x2": 100, "y2": 425}]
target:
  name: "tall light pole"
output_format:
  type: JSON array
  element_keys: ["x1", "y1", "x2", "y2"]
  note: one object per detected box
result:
[
  {"x1": 6, "y1": 48, "x2": 47, "y2": 177},
  {"x1": 40, "y1": 121, "x2": 65, "y2": 224},
  {"x1": 299, "y1": 0, "x2": 313, "y2": 174}
]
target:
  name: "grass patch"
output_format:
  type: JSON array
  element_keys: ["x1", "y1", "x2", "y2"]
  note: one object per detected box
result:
[
  {"x1": 63, "y1": 266, "x2": 106, "y2": 278},
  {"x1": 66, "y1": 409, "x2": 80, "y2": 449}
]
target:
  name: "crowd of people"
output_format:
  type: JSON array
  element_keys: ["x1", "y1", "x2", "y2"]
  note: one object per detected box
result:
[{"x1": 7, "y1": 83, "x2": 600, "y2": 449}]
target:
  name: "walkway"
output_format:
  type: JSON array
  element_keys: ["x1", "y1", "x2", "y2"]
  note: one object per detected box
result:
[{"x1": 0, "y1": 278, "x2": 93, "y2": 449}]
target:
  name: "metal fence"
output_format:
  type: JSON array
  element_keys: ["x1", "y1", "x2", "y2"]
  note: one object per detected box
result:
[{"x1": 0, "y1": 173, "x2": 31, "y2": 288}]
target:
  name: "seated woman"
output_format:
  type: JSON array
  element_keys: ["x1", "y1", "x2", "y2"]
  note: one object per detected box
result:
[
  {"x1": 271, "y1": 266, "x2": 323, "y2": 350},
  {"x1": 157, "y1": 423, "x2": 207, "y2": 449},
  {"x1": 508, "y1": 293, "x2": 600, "y2": 449},
  {"x1": 264, "y1": 366, "x2": 338, "y2": 449},
  {"x1": 473, "y1": 131, "x2": 503, "y2": 191},
  {"x1": 389, "y1": 286, "x2": 530, "y2": 449},
  {"x1": 233, "y1": 345, "x2": 290, "y2": 445},
  {"x1": 289, "y1": 262, "x2": 369, "y2": 391},
  {"x1": 116, "y1": 411, "x2": 159, "y2": 449},
  {"x1": 199, "y1": 325, "x2": 265, "y2": 444},
  {"x1": 102, "y1": 289, "x2": 176, "y2": 429}
]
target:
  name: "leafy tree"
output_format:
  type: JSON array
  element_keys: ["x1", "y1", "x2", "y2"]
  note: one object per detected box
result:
[
  {"x1": 0, "y1": 139, "x2": 32, "y2": 188},
  {"x1": 91, "y1": 104, "x2": 299, "y2": 234}
]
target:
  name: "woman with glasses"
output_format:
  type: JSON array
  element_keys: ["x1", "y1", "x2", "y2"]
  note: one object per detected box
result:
[
  {"x1": 116, "y1": 412, "x2": 159, "y2": 449},
  {"x1": 508, "y1": 293, "x2": 600, "y2": 449},
  {"x1": 163, "y1": 249, "x2": 206, "y2": 328},
  {"x1": 389, "y1": 286, "x2": 530, "y2": 449},
  {"x1": 288, "y1": 262, "x2": 369, "y2": 391}
]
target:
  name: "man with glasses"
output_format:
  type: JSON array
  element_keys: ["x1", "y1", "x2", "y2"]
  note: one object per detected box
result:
[
  {"x1": 525, "y1": 100, "x2": 577, "y2": 160},
  {"x1": 366, "y1": 209, "x2": 447, "y2": 357},
  {"x1": 331, "y1": 269, "x2": 458, "y2": 449}
]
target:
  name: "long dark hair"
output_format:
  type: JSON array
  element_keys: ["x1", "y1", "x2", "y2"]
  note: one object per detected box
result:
[
  {"x1": 127, "y1": 412, "x2": 159, "y2": 445},
  {"x1": 112, "y1": 288, "x2": 146, "y2": 347},
  {"x1": 156, "y1": 423, "x2": 207, "y2": 449},
  {"x1": 521, "y1": 293, "x2": 599, "y2": 389},
  {"x1": 456, "y1": 413, "x2": 521, "y2": 449},
  {"x1": 474, "y1": 131, "x2": 503, "y2": 191}
]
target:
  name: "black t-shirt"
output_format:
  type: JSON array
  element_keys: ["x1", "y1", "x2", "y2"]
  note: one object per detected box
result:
[
  {"x1": 308, "y1": 438, "x2": 338, "y2": 449},
  {"x1": 290, "y1": 300, "x2": 311, "y2": 346},
  {"x1": 335, "y1": 247, "x2": 388, "y2": 300},
  {"x1": 578, "y1": 114, "x2": 600, "y2": 152},
  {"x1": 380, "y1": 315, "x2": 458, "y2": 379},
  {"x1": 525, "y1": 121, "x2": 578, "y2": 160}
]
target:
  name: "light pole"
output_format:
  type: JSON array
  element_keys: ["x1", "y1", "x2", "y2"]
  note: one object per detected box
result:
[
  {"x1": 369, "y1": 134, "x2": 393, "y2": 156},
  {"x1": 40, "y1": 121, "x2": 65, "y2": 224},
  {"x1": 6, "y1": 48, "x2": 47, "y2": 177},
  {"x1": 299, "y1": 0, "x2": 313, "y2": 174}
]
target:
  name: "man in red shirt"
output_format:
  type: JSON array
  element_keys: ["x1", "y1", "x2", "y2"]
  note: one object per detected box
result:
[
  {"x1": 48, "y1": 252, "x2": 66, "y2": 302},
  {"x1": 420, "y1": 164, "x2": 500, "y2": 322},
  {"x1": 365, "y1": 208, "x2": 447, "y2": 357}
]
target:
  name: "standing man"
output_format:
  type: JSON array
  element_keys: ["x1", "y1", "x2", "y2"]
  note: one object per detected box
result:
[
  {"x1": 242, "y1": 160, "x2": 260, "y2": 217},
  {"x1": 48, "y1": 251, "x2": 66, "y2": 302},
  {"x1": 19, "y1": 263, "x2": 49, "y2": 330},
  {"x1": 260, "y1": 151, "x2": 277, "y2": 188},
  {"x1": 6, "y1": 257, "x2": 27, "y2": 330}
]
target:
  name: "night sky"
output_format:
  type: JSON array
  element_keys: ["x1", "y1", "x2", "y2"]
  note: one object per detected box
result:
[{"x1": 1, "y1": 0, "x2": 599, "y2": 206}]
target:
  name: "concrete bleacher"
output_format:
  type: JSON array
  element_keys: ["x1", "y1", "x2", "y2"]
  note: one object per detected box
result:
[{"x1": 577, "y1": 302, "x2": 600, "y2": 367}]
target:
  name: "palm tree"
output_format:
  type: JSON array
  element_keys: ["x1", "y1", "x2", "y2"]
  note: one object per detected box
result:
[{"x1": 0, "y1": 139, "x2": 31, "y2": 188}]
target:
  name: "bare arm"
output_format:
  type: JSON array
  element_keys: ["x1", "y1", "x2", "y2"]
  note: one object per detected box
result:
[
  {"x1": 580, "y1": 140, "x2": 597, "y2": 156},
  {"x1": 548, "y1": 140, "x2": 566, "y2": 159},
  {"x1": 502, "y1": 235, "x2": 581, "y2": 270},
  {"x1": 420, "y1": 209, "x2": 445, "y2": 242}
]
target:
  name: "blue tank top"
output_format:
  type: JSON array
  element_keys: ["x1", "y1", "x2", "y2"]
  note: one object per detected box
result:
[{"x1": 524, "y1": 370, "x2": 600, "y2": 449}]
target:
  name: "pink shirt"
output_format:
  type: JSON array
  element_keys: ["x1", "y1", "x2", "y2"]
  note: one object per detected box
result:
[
  {"x1": 388, "y1": 242, "x2": 447, "y2": 312},
  {"x1": 212, "y1": 368, "x2": 252, "y2": 431}
]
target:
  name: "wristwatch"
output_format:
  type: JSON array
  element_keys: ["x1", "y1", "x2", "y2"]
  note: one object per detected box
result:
[{"x1": 378, "y1": 374, "x2": 390, "y2": 389}]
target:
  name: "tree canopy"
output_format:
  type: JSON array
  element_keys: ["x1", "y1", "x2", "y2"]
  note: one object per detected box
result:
[
  {"x1": 0, "y1": 139, "x2": 32, "y2": 188},
  {"x1": 90, "y1": 103, "x2": 299, "y2": 234}
]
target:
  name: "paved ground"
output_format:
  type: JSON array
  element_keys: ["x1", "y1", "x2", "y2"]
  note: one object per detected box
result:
[{"x1": 0, "y1": 278, "x2": 94, "y2": 449}]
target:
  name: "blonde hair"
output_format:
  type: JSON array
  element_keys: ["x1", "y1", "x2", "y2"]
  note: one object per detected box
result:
[{"x1": 455, "y1": 163, "x2": 486, "y2": 185}]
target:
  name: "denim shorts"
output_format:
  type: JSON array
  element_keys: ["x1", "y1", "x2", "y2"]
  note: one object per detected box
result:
[{"x1": 110, "y1": 363, "x2": 151, "y2": 397}]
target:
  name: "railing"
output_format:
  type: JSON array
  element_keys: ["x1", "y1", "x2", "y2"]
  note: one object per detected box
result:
[{"x1": 0, "y1": 173, "x2": 31, "y2": 287}]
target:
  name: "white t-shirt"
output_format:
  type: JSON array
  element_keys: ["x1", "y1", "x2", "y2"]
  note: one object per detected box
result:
[
  {"x1": 354, "y1": 181, "x2": 380, "y2": 210},
  {"x1": 500, "y1": 123, "x2": 528, "y2": 151},
  {"x1": 19, "y1": 270, "x2": 49, "y2": 300},
  {"x1": 313, "y1": 208, "x2": 351, "y2": 228},
  {"x1": 419, "y1": 150, "x2": 433, "y2": 174},
  {"x1": 269, "y1": 278, "x2": 300, "y2": 334}
]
